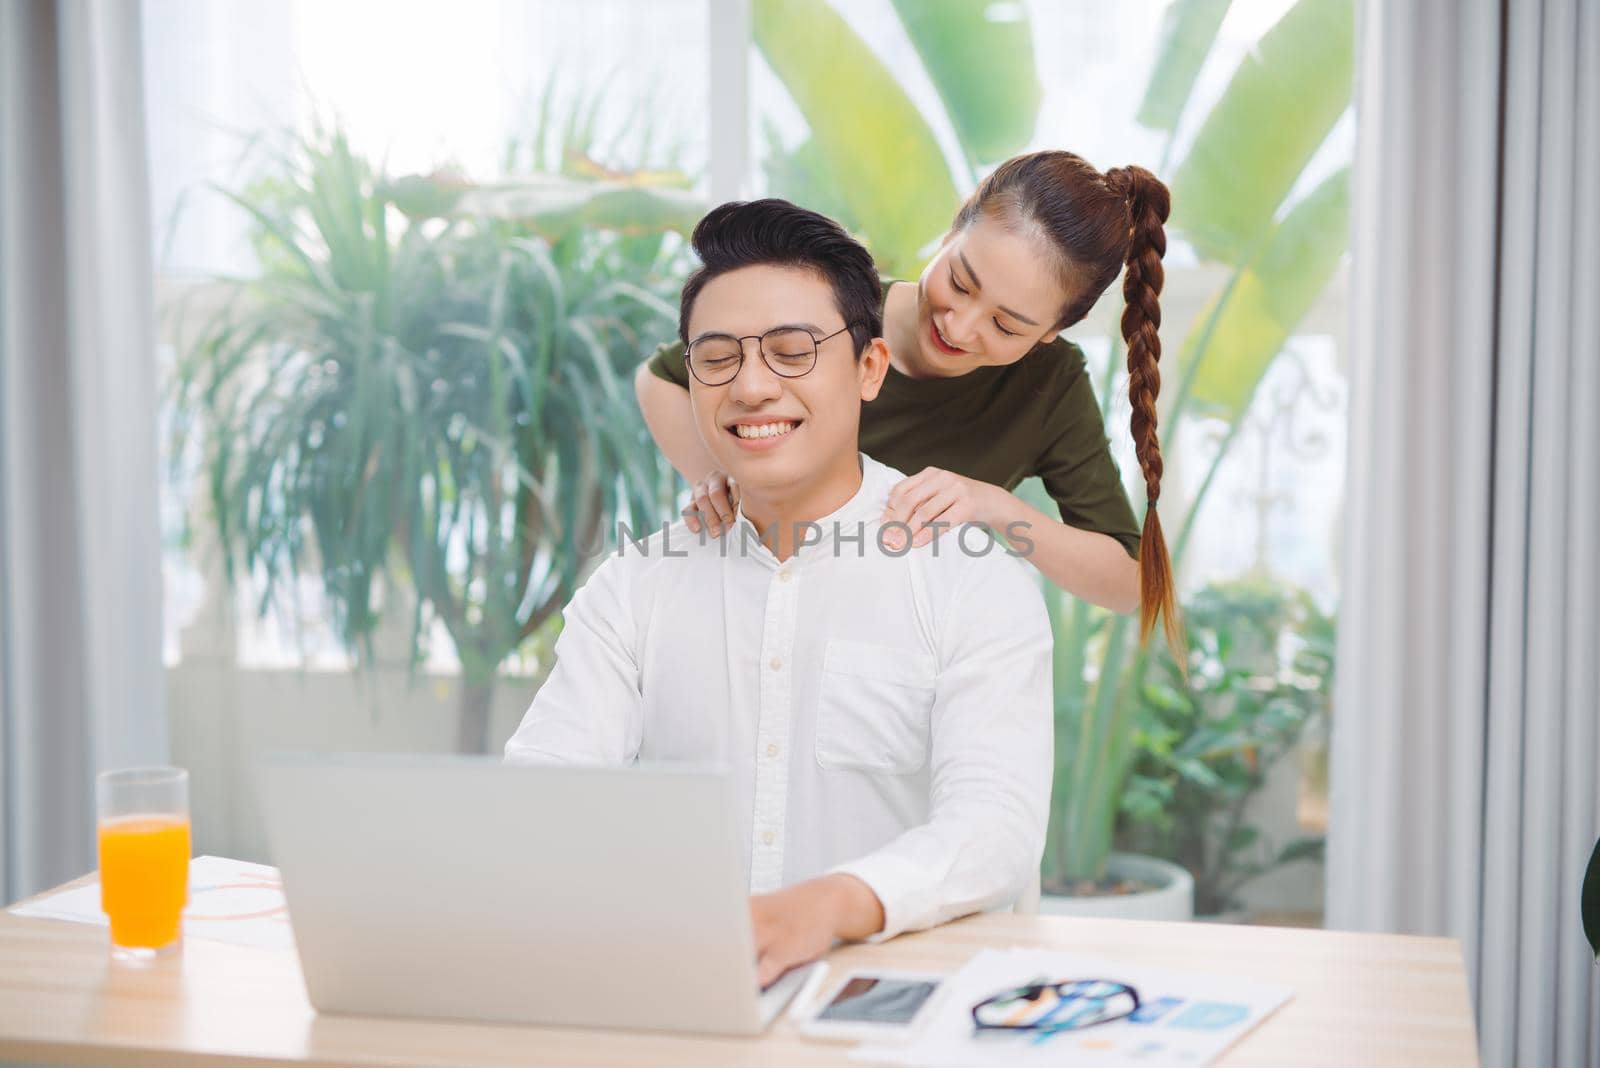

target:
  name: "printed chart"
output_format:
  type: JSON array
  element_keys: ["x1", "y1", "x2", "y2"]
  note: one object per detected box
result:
[{"x1": 9, "y1": 856, "x2": 294, "y2": 952}]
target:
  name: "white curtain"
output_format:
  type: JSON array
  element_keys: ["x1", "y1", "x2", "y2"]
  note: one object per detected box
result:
[
  {"x1": 1330, "y1": 0, "x2": 1600, "y2": 1065},
  {"x1": 0, "y1": 0, "x2": 167, "y2": 903}
]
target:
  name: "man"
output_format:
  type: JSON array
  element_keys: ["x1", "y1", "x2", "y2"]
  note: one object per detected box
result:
[{"x1": 504, "y1": 199, "x2": 1053, "y2": 985}]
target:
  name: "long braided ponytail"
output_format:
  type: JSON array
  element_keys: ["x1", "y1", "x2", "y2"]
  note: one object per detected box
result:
[{"x1": 1106, "y1": 166, "x2": 1180, "y2": 656}]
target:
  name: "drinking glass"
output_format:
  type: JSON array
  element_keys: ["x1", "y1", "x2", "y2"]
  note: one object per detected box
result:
[{"x1": 96, "y1": 766, "x2": 191, "y2": 959}]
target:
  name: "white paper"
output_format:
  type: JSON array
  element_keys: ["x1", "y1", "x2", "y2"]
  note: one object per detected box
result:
[
  {"x1": 9, "y1": 855, "x2": 294, "y2": 952},
  {"x1": 851, "y1": 947, "x2": 1292, "y2": 1068}
]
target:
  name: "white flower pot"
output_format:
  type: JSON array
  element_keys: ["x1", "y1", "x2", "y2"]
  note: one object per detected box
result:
[{"x1": 1039, "y1": 853, "x2": 1195, "y2": 922}]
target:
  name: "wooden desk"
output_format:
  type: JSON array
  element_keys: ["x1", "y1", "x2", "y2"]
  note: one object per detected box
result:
[{"x1": 0, "y1": 878, "x2": 1479, "y2": 1067}]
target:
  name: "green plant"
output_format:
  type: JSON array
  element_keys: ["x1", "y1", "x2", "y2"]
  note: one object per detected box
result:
[
  {"x1": 1042, "y1": 0, "x2": 1351, "y2": 890},
  {"x1": 1584, "y1": 837, "x2": 1600, "y2": 960},
  {"x1": 1117, "y1": 580, "x2": 1332, "y2": 915},
  {"x1": 753, "y1": 0, "x2": 1042, "y2": 276},
  {"x1": 170, "y1": 119, "x2": 699, "y2": 753}
]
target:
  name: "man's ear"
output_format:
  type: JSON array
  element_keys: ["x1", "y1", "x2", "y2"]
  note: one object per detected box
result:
[
  {"x1": 1039, "y1": 328, "x2": 1060, "y2": 345},
  {"x1": 858, "y1": 337, "x2": 890, "y2": 402}
]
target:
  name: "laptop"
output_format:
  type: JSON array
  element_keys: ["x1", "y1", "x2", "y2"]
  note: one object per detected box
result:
[{"x1": 256, "y1": 753, "x2": 815, "y2": 1035}]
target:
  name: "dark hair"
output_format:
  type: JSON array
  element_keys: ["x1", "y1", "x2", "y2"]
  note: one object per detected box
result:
[
  {"x1": 678, "y1": 198, "x2": 881, "y2": 356},
  {"x1": 955, "y1": 151, "x2": 1181, "y2": 658}
]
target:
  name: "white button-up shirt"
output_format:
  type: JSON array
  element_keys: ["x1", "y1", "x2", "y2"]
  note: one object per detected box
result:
[{"x1": 504, "y1": 455, "x2": 1053, "y2": 939}]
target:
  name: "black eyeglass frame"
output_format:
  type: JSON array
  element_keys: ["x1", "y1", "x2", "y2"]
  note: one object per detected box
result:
[
  {"x1": 683, "y1": 323, "x2": 855, "y2": 386},
  {"x1": 969, "y1": 978, "x2": 1142, "y2": 1035}
]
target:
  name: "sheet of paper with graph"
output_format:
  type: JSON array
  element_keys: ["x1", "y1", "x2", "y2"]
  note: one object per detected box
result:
[{"x1": 9, "y1": 855, "x2": 293, "y2": 952}]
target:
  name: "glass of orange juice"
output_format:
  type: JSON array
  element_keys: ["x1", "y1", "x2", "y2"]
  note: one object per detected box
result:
[{"x1": 96, "y1": 766, "x2": 191, "y2": 959}]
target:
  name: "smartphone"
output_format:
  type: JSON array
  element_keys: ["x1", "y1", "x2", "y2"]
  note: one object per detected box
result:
[{"x1": 797, "y1": 969, "x2": 945, "y2": 1043}]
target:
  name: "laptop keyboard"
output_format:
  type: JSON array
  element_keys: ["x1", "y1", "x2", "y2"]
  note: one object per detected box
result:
[{"x1": 758, "y1": 963, "x2": 818, "y2": 1027}]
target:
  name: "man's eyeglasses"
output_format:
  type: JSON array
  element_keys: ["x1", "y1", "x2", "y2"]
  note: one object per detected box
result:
[
  {"x1": 971, "y1": 979, "x2": 1141, "y2": 1036},
  {"x1": 684, "y1": 324, "x2": 855, "y2": 386}
]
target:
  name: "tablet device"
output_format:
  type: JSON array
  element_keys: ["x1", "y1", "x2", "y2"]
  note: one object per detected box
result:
[{"x1": 798, "y1": 969, "x2": 944, "y2": 1042}]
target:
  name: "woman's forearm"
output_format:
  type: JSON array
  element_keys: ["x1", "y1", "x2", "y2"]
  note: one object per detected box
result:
[
  {"x1": 634, "y1": 363, "x2": 719, "y2": 484},
  {"x1": 988, "y1": 491, "x2": 1141, "y2": 614}
]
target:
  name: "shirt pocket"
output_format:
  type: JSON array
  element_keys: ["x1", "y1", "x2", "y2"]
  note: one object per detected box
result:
[{"x1": 814, "y1": 639, "x2": 937, "y2": 774}]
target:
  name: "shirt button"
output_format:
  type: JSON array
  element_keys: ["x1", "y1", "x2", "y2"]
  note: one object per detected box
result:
[
  {"x1": 762, "y1": 831, "x2": 776, "y2": 846},
  {"x1": 766, "y1": 743, "x2": 780, "y2": 758},
  {"x1": 778, "y1": 569, "x2": 793, "y2": 583},
  {"x1": 769, "y1": 657, "x2": 783, "y2": 671}
]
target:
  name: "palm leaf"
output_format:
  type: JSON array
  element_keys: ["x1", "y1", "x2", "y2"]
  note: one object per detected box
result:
[
  {"x1": 1136, "y1": 0, "x2": 1233, "y2": 134},
  {"x1": 1168, "y1": 0, "x2": 1353, "y2": 261},
  {"x1": 889, "y1": 0, "x2": 1041, "y2": 167},
  {"x1": 174, "y1": 118, "x2": 685, "y2": 748},
  {"x1": 1181, "y1": 166, "x2": 1349, "y2": 419},
  {"x1": 752, "y1": 0, "x2": 959, "y2": 276}
]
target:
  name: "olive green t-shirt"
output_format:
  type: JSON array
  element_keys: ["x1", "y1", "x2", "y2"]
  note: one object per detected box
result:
[{"x1": 647, "y1": 280, "x2": 1141, "y2": 559}]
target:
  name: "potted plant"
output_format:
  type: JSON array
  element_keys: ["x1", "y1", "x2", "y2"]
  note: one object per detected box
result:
[
  {"x1": 170, "y1": 121, "x2": 700, "y2": 753},
  {"x1": 1034, "y1": 562, "x2": 1196, "y2": 921},
  {"x1": 1116, "y1": 580, "x2": 1332, "y2": 919},
  {"x1": 1584, "y1": 837, "x2": 1600, "y2": 960},
  {"x1": 1023, "y1": 0, "x2": 1349, "y2": 920}
]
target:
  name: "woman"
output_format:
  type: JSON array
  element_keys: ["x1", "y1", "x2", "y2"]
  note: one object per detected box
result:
[{"x1": 634, "y1": 150, "x2": 1178, "y2": 650}]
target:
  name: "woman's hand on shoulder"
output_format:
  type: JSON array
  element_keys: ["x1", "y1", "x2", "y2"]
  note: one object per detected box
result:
[
  {"x1": 682, "y1": 470, "x2": 740, "y2": 537},
  {"x1": 880, "y1": 467, "x2": 1005, "y2": 550}
]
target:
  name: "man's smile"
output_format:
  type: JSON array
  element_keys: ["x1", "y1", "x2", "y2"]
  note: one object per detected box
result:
[{"x1": 724, "y1": 417, "x2": 804, "y2": 449}]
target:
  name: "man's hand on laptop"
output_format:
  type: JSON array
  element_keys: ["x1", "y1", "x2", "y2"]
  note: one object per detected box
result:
[{"x1": 749, "y1": 874, "x2": 886, "y2": 987}]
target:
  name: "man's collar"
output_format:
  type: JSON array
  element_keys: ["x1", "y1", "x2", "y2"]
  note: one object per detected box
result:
[{"x1": 730, "y1": 453, "x2": 900, "y2": 563}]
